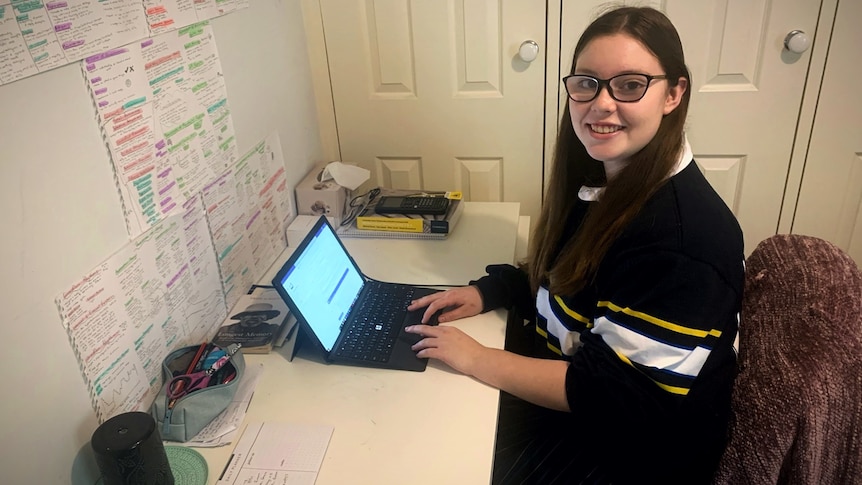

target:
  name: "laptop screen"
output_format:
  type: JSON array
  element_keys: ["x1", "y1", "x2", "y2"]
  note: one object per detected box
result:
[{"x1": 274, "y1": 219, "x2": 364, "y2": 352}]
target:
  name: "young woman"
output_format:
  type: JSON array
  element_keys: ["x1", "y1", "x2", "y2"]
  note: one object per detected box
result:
[{"x1": 405, "y1": 6, "x2": 744, "y2": 484}]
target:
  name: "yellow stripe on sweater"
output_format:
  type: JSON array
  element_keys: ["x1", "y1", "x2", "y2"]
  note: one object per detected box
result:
[
  {"x1": 612, "y1": 350, "x2": 690, "y2": 395},
  {"x1": 598, "y1": 301, "x2": 721, "y2": 338},
  {"x1": 553, "y1": 295, "x2": 592, "y2": 327}
]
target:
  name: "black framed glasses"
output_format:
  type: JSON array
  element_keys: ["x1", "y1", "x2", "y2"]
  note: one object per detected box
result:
[{"x1": 562, "y1": 73, "x2": 668, "y2": 103}]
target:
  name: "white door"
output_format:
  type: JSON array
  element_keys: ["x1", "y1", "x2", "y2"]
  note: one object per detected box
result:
[
  {"x1": 317, "y1": 0, "x2": 546, "y2": 222},
  {"x1": 560, "y1": 0, "x2": 822, "y2": 254},
  {"x1": 790, "y1": 0, "x2": 862, "y2": 263},
  {"x1": 314, "y1": 0, "x2": 823, "y2": 254}
]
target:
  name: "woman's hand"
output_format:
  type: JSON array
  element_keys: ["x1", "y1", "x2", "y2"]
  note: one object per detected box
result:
[
  {"x1": 406, "y1": 323, "x2": 572, "y2": 412},
  {"x1": 407, "y1": 285, "x2": 483, "y2": 324},
  {"x1": 405, "y1": 324, "x2": 487, "y2": 376}
]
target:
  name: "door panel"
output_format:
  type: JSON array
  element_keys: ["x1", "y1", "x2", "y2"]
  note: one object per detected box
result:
[
  {"x1": 791, "y1": 0, "x2": 862, "y2": 263},
  {"x1": 674, "y1": 0, "x2": 819, "y2": 254},
  {"x1": 320, "y1": 0, "x2": 546, "y2": 222}
]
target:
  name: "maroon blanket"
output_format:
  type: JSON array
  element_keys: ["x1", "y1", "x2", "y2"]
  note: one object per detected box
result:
[{"x1": 714, "y1": 235, "x2": 862, "y2": 484}]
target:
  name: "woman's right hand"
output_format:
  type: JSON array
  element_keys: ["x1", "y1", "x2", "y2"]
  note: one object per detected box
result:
[{"x1": 407, "y1": 285, "x2": 484, "y2": 324}]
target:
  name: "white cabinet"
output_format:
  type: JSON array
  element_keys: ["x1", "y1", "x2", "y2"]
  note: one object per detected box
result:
[
  {"x1": 780, "y1": 0, "x2": 861, "y2": 263},
  {"x1": 302, "y1": 0, "x2": 860, "y2": 263}
]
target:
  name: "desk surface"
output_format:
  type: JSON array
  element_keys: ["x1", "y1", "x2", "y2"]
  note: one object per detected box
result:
[{"x1": 199, "y1": 202, "x2": 521, "y2": 484}]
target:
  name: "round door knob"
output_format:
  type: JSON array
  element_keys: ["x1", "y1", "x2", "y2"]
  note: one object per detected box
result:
[
  {"x1": 518, "y1": 40, "x2": 539, "y2": 63},
  {"x1": 783, "y1": 30, "x2": 810, "y2": 54}
]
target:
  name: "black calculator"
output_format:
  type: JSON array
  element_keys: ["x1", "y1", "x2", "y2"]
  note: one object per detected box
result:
[{"x1": 374, "y1": 196, "x2": 450, "y2": 215}]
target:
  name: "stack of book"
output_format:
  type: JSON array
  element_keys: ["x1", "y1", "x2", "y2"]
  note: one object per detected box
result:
[{"x1": 336, "y1": 188, "x2": 464, "y2": 240}]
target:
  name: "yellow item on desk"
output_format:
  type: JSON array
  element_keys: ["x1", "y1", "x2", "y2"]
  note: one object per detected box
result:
[{"x1": 353, "y1": 190, "x2": 463, "y2": 235}]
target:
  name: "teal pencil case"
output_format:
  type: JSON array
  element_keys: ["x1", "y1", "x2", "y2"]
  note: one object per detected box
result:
[{"x1": 150, "y1": 343, "x2": 245, "y2": 442}]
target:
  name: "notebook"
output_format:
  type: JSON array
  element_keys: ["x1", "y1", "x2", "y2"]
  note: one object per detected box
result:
[{"x1": 271, "y1": 215, "x2": 440, "y2": 371}]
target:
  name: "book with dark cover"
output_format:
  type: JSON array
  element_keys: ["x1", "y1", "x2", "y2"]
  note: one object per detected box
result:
[{"x1": 212, "y1": 285, "x2": 291, "y2": 353}]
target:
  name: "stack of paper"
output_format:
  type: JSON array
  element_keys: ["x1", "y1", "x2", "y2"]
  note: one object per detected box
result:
[
  {"x1": 185, "y1": 363, "x2": 264, "y2": 447},
  {"x1": 217, "y1": 421, "x2": 334, "y2": 484}
]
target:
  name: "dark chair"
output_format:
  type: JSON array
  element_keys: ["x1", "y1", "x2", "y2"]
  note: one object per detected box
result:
[{"x1": 713, "y1": 235, "x2": 862, "y2": 484}]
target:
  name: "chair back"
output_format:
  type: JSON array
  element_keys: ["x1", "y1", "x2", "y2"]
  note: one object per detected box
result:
[{"x1": 713, "y1": 234, "x2": 862, "y2": 484}]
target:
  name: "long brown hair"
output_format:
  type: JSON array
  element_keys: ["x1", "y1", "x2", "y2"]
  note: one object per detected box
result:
[{"x1": 528, "y1": 6, "x2": 691, "y2": 295}]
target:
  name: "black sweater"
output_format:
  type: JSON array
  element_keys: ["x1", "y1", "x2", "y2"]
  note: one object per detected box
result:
[{"x1": 472, "y1": 162, "x2": 744, "y2": 482}]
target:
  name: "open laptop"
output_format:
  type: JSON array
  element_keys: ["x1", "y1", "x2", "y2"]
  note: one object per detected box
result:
[{"x1": 271, "y1": 215, "x2": 440, "y2": 371}]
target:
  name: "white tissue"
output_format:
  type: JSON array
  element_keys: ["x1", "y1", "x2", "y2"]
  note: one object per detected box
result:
[{"x1": 319, "y1": 162, "x2": 370, "y2": 191}]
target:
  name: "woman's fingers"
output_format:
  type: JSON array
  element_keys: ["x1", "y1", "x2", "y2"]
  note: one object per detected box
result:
[
  {"x1": 405, "y1": 324, "x2": 445, "y2": 349},
  {"x1": 404, "y1": 323, "x2": 438, "y2": 338},
  {"x1": 422, "y1": 297, "x2": 456, "y2": 323},
  {"x1": 409, "y1": 286, "x2": 483, "y2": 323},
  {"x1": 407, "y1": 291, "x2": 445, "y2": 311},
  {"x1": 410, "y1": 290, "x2": 459, "y2": 323},
  {"x1": 404, "y1": 325, "x2": 483, "y2": 375}
]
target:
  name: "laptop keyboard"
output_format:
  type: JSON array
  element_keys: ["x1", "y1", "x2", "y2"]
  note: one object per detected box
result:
[{"x1": 334, "y1": 282, "x2": 415, "y2": 363}]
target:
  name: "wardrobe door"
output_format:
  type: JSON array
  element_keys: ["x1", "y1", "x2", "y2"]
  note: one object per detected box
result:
[
  {"x1": 317, "y1": 0, "x2": 547, "y2": 222},
  {"x1": 791, "y1": 0, "x2": 862, "y2": 264}
]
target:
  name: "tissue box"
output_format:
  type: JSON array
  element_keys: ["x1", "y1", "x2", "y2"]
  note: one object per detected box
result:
[{"x1": 295, "y1": 162, "x2": 349, "y2": 220}]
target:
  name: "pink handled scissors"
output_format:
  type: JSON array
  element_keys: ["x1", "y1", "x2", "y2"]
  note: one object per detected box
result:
[{"x1": 166, "y1": 343, "x2": 241, "y2": 401}]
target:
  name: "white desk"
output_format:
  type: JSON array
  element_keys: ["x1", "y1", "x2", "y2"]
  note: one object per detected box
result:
[{"x1": 199, "y1": 202, "x2": 520, "y2": 485}]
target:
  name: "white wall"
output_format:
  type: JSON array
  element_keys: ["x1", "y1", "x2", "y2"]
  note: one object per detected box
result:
[{"x1": 0, "y1": 1, "x2": 323, "y2": 482}]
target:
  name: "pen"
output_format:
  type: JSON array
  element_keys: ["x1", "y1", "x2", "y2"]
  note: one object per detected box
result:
[
  {"x1": 219, "y1": 454, "x2": 235, "y2": 481},
  {"x1": 186, "y1": 343, "x2": 208, "y2": 374}
]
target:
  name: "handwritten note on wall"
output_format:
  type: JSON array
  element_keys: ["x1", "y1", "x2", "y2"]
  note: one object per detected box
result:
[
  {"x1": 86, "y1": 21, "x2": 239, "y2": 237},
  {"x1": 44, "y1": 0, "x2": 298, "y2": 424},
  {"x1": 56, "y1": 131, "x2": 296, "y2": 422},
  {"x1": 55, "y1": 194, "x2": 226, "y2": 421},
  {"x1": 203, "y1": 133, "x2": 296, "y2": 310},
  {"x1": 0, "y1": 0, "x2": 249, "y2": 86}
]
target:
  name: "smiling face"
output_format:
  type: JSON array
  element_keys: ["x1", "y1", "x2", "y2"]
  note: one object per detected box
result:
[{"x1": 570, "y1": 33, "x2": 687, "y2": 179}]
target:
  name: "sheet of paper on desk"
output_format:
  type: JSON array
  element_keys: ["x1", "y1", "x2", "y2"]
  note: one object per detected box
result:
[
  {"x1": 186, "y1": 363, "x2": 264, "y2": 447},
  {"x1": 217, "y1": 421, "x2": 334, "y2": 484}
]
